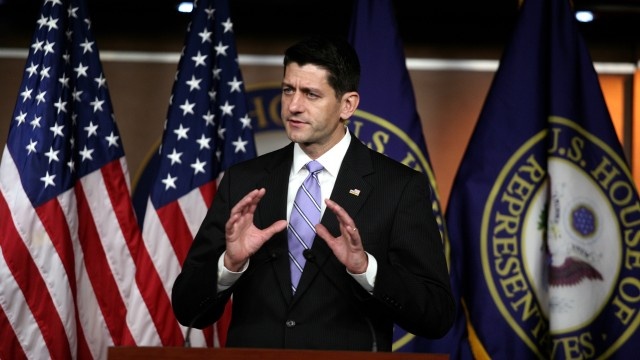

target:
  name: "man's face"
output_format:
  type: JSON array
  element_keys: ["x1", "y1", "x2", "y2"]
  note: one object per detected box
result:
[{"x1": 281, "y1": 63, "x2": 352, "y2": 157}]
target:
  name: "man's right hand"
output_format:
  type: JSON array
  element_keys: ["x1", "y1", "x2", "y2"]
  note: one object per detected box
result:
[{"x1": 223, "y1": 188, "x2": 287, "y2": 271}]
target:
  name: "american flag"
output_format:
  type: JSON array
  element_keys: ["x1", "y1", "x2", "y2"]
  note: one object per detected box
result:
[
  {"x1": 0, "y1": 0, "x2": 147, "y2": 358},
  {"x1": 131, "y1": 0, "x2": 257, "y2": 347}
]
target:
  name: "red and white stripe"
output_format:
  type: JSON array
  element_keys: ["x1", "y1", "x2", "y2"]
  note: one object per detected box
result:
[
  {"x1": 0, "y1": 148, "x2": 148, "y2": 359},
  {"x1": 127, "y1": 180, "x2": 223, "y2": 347}
]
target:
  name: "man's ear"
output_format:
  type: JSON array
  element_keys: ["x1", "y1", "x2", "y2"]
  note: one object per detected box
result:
[{"x1": 340, "y1": 91, "x2": 360, "y2": 120}]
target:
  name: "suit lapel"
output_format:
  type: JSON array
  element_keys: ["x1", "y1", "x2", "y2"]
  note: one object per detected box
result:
[
  {"x1": 255, "y1": 144, "x2": 296, "y2": 303},
  {"x1": 326, "y1": 138, "x2": 373, "y2": 230}
]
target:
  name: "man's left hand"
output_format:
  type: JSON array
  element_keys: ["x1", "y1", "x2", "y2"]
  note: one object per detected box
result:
[{"x1": 316, "y1": 198, "x2": 368, "y2": 274}]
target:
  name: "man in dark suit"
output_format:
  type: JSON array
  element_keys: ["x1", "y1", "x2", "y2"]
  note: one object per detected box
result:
[{"x1": 172, "y1": 36, "x2": 454, "y2": 352}]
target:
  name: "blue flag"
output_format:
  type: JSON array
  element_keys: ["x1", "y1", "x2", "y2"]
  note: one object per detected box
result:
[
  {"x1": 446, "y1": 0, "x2": 640, "y2": 358},
  {"x1": 347, "y1": 0, "x2": 455, "y2": 353}
]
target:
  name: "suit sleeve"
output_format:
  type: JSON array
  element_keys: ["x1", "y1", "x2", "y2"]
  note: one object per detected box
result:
[
  {"x1": 171, "y1": 170, "x2": 234, "y2": 328},
  {"x1": 370, "y1": 171, "x2": 455, "y2": 338}
]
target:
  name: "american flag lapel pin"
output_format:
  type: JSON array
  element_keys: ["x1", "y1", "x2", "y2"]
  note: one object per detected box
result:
[{"x1": 349, "y1": 189, "x2": 361, "y2": 196}]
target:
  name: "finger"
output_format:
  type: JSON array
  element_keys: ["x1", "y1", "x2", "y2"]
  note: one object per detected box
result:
[
  {"x1": 232, "y1": 188, "x2": 265, "y2": 215},
  {"x1": 347, "y1": 226, "x2": 361, "y2": 247},
  {"x1": 335, "y1": 223, "x2": 360, "y2": 249},
  {"x1": 316, "y1": 223, "x2": 345, "y2": 255},
  {"x1": 247, "y1": 188, "x2": 267, "y2": 213},
  {"x1": 345, "y1": 223, "x2": 358, "y2": 235},
  {"x1": 226, "y1": 213, "x2": 251, "y2": 236},
  {"x1": 324, "y1": 199, "x2": 355, "y2": 226},
  {"x1": 231, "y1": 190, "x2": 256, "y2": 214},
  {"x1": 251, "y1": 188, "x2": 267, "y2": 204},
  {"x1": 263, "y1": 220, "x2": 288, "y2": 239},
  {"x1": 315, "y1": 223, "x2": 335, "y2": 243},
  {"x1": 225, "y1": 212, "x2": 239, "y2": 232},
  {"x1": 325, "y1": 199, "x2": 358, "y2": 235}
]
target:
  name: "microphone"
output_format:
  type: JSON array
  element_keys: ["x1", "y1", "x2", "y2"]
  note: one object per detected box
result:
[
  {"x1": 183, "y1": 250, "x2": 280, "y2": 347},
  {"x1": 184, "y1": 306, "x2": 210, "y2": 348},
  {"x1": 302, "y1": 249, "x2": 378, "y2": 352},
  {"x1": 302, "y1": 249, "x2": 315, "y2": 262}
]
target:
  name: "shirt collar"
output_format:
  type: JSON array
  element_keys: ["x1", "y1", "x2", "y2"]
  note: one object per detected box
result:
[{"x1": 292, "y1": 129, "x2": 351, "y2": 177}]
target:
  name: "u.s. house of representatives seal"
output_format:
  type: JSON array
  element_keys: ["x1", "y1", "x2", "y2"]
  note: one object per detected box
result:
[{"x1": 483, "y1": 116, "x2": 640, "y2": 359}]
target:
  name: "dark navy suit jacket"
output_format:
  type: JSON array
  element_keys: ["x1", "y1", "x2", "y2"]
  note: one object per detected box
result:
[{"x1": 172, "y1": 134, "x2": 454, "y2": 351}]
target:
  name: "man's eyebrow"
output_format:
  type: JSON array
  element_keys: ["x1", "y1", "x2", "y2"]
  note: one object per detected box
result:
[{"x1": 281, "y1": 82, "x2": 321, "y2": 93}]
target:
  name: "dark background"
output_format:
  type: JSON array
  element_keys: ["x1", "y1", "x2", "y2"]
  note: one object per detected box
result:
[{"x1": 1, "y1": 0, "x2": 639, "y2": 61}]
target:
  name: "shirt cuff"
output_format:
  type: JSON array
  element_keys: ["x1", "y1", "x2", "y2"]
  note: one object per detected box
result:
[
  {"x1": 217, "y1": 251, "x2": 249, "y2": 292},
  {"x1": 347, "y1": 252, "x2": 377, "y2": 293}
]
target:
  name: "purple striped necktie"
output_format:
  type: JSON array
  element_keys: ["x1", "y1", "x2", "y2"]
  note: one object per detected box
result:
[{"x1": 288, "y1": 160, "x2": 323, "y2": 294}]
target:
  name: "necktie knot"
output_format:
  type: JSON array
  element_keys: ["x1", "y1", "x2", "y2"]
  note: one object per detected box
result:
[{"x1": 306, "y1": 160, "x2": 323, "y2": 174}]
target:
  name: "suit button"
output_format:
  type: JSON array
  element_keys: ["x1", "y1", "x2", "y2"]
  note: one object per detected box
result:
[{"x1": 285, "y1": 320, "x2": 296, "y2": 328}]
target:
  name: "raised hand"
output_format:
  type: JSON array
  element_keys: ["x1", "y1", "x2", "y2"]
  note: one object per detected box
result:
[
  {"x1": 316, "y1": 198, "x2": 368, "y2": 274},
  {"x1": 224, "y1": 188, "x2": 287, "y2": 271}
]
